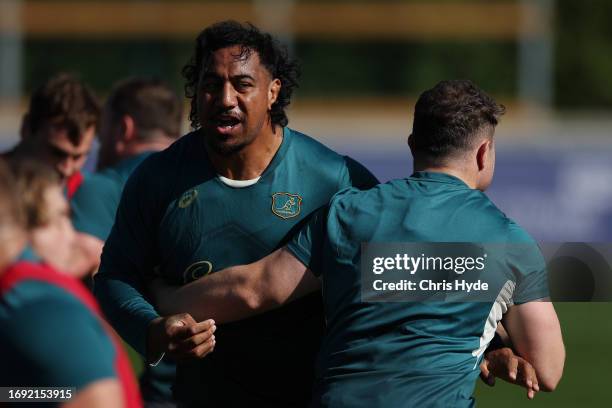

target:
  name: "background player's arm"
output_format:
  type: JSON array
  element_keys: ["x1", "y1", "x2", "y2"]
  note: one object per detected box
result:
[
  {"x1": 502, "y1": 300, "x2": 565, "y2": 391},
  {"x1": 63, "y1": 378, "x2": 123, "y2": 408},
  {"x1": 70, "y1": 176, "x2": 119, "y2": 275},
  {"x1": 153, "y1": 248, "x2": 320, "y2": 322}
]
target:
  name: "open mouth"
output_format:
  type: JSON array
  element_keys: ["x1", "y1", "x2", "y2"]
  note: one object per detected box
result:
[{"x1": 212, "y1": 116, "x2": 242, "y2": 131}]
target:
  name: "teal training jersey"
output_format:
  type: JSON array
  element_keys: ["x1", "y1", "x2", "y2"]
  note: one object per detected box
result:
[
  {"x1": 96, "y1": 127, "x2": 378, "y2": 406},
  {"x1": 72, "y1": 153, "x2": 152, "y2": 241},
  {"x1": 0, "y1": 267, "x2": 116, "y2": 394},
  {"x1": 287, "y1": 171, "x2": 548, "y2": 408},
  {"x1": 70, "y1": 152, "x2": 175, "y2": 403}
]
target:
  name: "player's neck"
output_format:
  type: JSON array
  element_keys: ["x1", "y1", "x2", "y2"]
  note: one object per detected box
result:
[
  {"x1": 125, "y1": 137, "x2": 175, "y2": 158},
  {"x1": 413, "y1": 164, "x2": 478, "y2": 189},
  {"x1": 208, "y1": 125, "x2": 283, "y2": 180}
]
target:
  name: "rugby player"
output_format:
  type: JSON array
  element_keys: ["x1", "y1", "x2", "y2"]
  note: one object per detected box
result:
[
  {"x1": 0, "y1": 160, "x2": 26, "y2": 274},
  {"x1": 71, "y1": 78, "x2": 184, "y2": 407},
  {"x1": 3, "y1": 73, "x2": 101, "y2": 276},
  {"x1": 0, "y1": 160, "x2": 148, "y2": 407},
  {"x1": 95, "y1": 20, "x2": 378, "y2": 407},
  {"x1": 4, "y1": 73, "x2": 99, "y2": 197},
  {"x1": 150, "y1": 80, "x2": 565, "y2": 407}
]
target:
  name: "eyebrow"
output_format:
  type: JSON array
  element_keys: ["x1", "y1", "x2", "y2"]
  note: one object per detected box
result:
[{"x1": 201, "y1": 73, "x2": 256, "y2": 81}]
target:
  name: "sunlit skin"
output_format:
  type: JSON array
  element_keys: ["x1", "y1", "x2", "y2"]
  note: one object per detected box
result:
[
  {"x1": 197, "y1": 45, "x2": 281, "y2": 180},
  {"x1": 30, "y1": 185, "x2": 76, "y2": 272},
  {"x1": 25, "y1": 124, "x2": 95, "y2": 182}
]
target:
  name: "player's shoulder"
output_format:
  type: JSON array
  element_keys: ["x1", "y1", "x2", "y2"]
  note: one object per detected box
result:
[
  {"x1": 330, "y1": 178, "x2": 400, "y2": 206},
  {"x1": 74, "y1": 170, "x2": 120, "y2": 201},
  {"x1": 287, "y1": 127, "x2": 378, "y2": 187},
  {"x1": 132, "y1": 131, "x2": 199, "y2": 176},
  {"x1": 465, "y1": 191, "x2": 537, "y2": 243},
  {"x1": 0, "y1": 278, "x2": 116, "y2": 389},
  {"x1": 1, "y1": 276, "x2": 87, "y2": 315},
  {"x1": 287, "y1": 127, "x2": 344, "y2": 161}
]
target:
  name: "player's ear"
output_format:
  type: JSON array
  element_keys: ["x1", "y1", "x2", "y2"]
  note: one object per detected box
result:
[
  {"x1": 121, "y1": 115, "x2": 136, "y2": 142},
  {"x1": 268, "y1": 79, "x2": 281, "y2": 110},
  {"x1": 476, "y1": 138, "x2": 492, "y2": 172}
]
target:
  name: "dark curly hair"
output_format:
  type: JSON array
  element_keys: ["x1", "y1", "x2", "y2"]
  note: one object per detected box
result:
[
  {"x1": 411, "y1": 79, "x2": 505, "y2": 161},
  {"x1": 182, "y1": 20, "x2": 300, "y2": 130}
]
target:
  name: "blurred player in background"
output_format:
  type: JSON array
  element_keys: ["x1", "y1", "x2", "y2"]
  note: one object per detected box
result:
[
  {"x1": 0, "y1": 160, "x2": 26, "y2": 274},
  {"x1": 71, "y1": 77, "x2": 184, "y2": 407},
  {"x1": 4, "y1": 73, "x2": 99, "y2": 198},
  {"x1": 151, "y1": 80, "x2": 565, "y2": 407},
  {"x1": 95, "y1": 20, "x2": 378, "y2": 407},
  {"x1": 0, "y1": 160, "x2": 152, "y2": 408},
  {"x1": 2, "y1": 73, "x2": 101, "y2": 276}
]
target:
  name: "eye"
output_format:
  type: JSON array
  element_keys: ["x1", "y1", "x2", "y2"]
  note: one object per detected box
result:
[
  {"x1": 200, "y1": 79, "x2": 220, "y2": 92},
  {"x1": 235, "y1": 80, "x2": 253, "y2": 91},
  {"x1": 48, "y1": 145, "x2": 69, "y2": 159}
]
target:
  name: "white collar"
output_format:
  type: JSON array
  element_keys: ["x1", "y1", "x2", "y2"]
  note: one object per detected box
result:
[{"x1": 217, "y1": 175, "x2": 261, "y2": 188}]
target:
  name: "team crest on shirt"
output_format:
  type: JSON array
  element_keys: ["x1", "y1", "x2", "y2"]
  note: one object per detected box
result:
[
  {"x1": 183, "y1": 260, "x2": 213, "y2": 283},
  {"x1": 271, "y1": 192, "x2": 302, "y2": 219},
  {"x1": 178, "y1": 189, "x2": 198, "y2": 208}
]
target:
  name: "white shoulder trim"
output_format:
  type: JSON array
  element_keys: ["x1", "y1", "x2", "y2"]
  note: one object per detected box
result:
[{"x1": 471, "y1": 280, "x2": 516, "y2": 368}]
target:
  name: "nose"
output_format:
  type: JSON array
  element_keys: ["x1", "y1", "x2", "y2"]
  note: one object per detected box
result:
[
  {"x1": 218, "y1": 82, "x2": 238, "y2": 109},
  {"x1": 56, "y1": 157, "x2": 76, "y2": 179}
]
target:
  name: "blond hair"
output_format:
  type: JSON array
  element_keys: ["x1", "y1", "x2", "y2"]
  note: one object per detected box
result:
[{"x1": 10, "y1": 160, "x2": 61, "y2": 229}]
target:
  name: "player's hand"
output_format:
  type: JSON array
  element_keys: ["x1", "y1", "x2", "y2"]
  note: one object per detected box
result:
[
  {"x1": 480, "y1": 347, "x2": 539, "y2": 399},
  {"x1": 147, "y1": 313, "x2": 216, "y2": 362}
]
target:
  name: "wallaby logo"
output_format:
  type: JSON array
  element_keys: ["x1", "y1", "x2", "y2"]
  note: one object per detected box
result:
[{"x1": 271, "y1": 192, "x2": 302, "y2": 219}]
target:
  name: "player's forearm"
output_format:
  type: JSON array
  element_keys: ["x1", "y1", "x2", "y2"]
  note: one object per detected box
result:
[
  {"x1": 154, "y1": 263, "x2": 278, "y2": 322},
  {"x1": 94, "y1": 273, "x2": 160, "y2": 356},
  {"x1": 154, "y1": 248, "x2": 319, "y2": 322}
]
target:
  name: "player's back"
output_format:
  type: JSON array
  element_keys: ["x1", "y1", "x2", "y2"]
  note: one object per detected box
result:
[
  {"x1": 0, "y1": 261, "x2": 141, "y2": 407},
  {"x1": 307, "y1": 171, "x2": 546, "y2": 407}
]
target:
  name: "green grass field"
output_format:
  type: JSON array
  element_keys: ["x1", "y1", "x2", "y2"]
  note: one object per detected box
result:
[
  {"x1": 475, "y1": 303, "x2": 612, "y2": 407},
  {"x1": 126, "y1": 303, "x2": 611, "y2": 406}
]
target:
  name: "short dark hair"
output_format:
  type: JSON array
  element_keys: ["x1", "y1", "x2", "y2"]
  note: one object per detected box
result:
[
  {"x1": 411, "y1": 80, "x2": 505, "y2": 161},
  {"x1": 182, "y1": 20, "x2": 300, "y2": 129},
  {"x1": 25, "y1": 73, "x2": 100, "y2": 145},
  {"x1": 106, "y1": 78, "x2": 183, "y2": 140}
]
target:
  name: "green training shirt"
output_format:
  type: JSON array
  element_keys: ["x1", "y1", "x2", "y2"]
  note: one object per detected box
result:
[
  {"x1": 71, "y1": 153, "x2": 152, "y2": 241},
  {"x1": 287, "y1": 171, "x2": 549, "y2": 408},
  {"x1": 0, "y1": 266, "x2": 116, "y2": 394},
  {"x1": 96, "y1": 127, "x2": 378, "y2": 406},
  {"x1": 71, "y1": 151, "x2": 175, "y2": 403}
]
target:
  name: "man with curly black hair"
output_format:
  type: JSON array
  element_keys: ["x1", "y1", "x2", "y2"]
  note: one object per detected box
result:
[{"x1": 95, "y1": 20, "x2": 378, "y2": 407}]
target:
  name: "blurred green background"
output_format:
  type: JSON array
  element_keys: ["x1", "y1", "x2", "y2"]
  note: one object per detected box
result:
[
  {"x1": 2, "y1": 1, "x2": 611, "y2": 406},
  {"x1": 6, "y1": 0, "x2": 612, "y2": 108}
]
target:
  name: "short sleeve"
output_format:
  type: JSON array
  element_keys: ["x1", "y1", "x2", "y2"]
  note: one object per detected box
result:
[
  {"x1": 338, "y1": 156, "x2": 379, "y2": 190},
  {"x1": 506, "y1": 223, "x2": 549, "y2": 304},
  {"x1": 0, "y1": 299, "x2": 116, "y2": 388},
  {"x1": 71, "y1": 175, "x2": 119, "y2": 240},
  {"x1": 286, "y1": 206, "x2": 329, "y2": 277}
]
